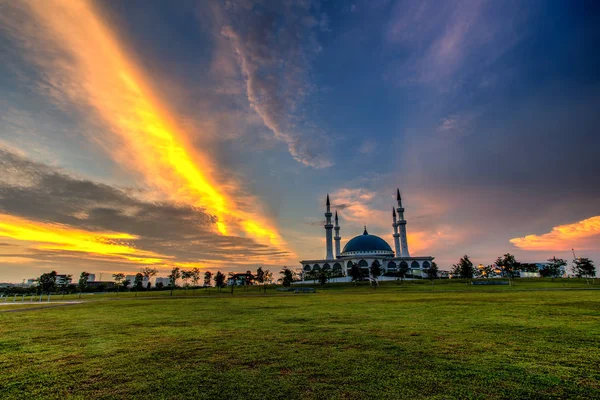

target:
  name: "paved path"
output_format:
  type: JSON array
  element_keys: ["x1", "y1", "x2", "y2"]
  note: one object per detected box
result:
[{"x1": 0, "y1": 301, "x2": 82, "y2": 313}]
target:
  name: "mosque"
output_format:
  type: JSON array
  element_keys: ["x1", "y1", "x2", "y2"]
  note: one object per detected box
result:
[{"x1": 300, "y1": 189, "x2": 434, "y2": 280}]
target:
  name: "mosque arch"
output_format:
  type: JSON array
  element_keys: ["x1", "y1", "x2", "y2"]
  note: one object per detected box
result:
[
  {"x1": 422, "y1": 261, "x2": 431, "y2": 269},
  {"x1": 304, "y1": 265, "x2": 311, "y2": 272},
  {"x1": 411, "y1": 261, "x2": 420, "y2": 269},
  {"x1": 333, "y1": 263, "x2": 342, "y2": 272},
  {"x1": 313, "y1": 264, "x2": 321, "y2": 272},
  {"x1": 323, "y1": 263, "x2": 331, "y2": 271},
  {"x1": 358, "y1": 260, "x2": 368, "y2": 268},
  {"x1": 387, "y1": 261, "x2": 397, "y2": 270}
]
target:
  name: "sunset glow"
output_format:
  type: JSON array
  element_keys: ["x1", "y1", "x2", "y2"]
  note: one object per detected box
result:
[
  {"x1": 14, "y1": 0, "x2": 286, "y2": 249},
  {"x1": 0, "y1": 213, "x2": 169, "y2": 265},
  {"x1": 510, "y1": 216, "x2": 600, "y2": 251}
]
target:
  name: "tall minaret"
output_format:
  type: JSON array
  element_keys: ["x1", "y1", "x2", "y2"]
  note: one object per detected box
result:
[
  {"x1": 396, "y1": 189, "x2": 410, "y2": 257},
  {"x1": 325, "y1": 194, "x2": 334, "y2": 260},
  {"x1": 392, "y1": 206, "x2": 401, "y2": 256},
  {"x1": 334, "y1": 211, "x2": 341, "y2": 258}
]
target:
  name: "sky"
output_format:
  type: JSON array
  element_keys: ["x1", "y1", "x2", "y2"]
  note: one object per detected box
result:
[{"x1": 1, "y1": 0, "x2": 599, "y2": 282}]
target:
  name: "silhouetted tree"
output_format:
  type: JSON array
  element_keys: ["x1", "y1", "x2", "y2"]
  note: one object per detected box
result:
[
  {"x1": 38, "y1": 271, "x2": 57, "y2": 294},
  {"x1": 181, "y1": 270, "x2": 192, "y2": 288},
  {"x1": 112, "y1": 273, "x2": 125, "y2": 295},
  {"x1": 256, "y1": 267, "x2": 265, "y2": 292},
  {"x1": 280, "y1": 267, "x2": 294, "y2": 287},
  {"x1": 398, "y1": 262, "x2": 409, "y2": 284},
  {"x1": 541, "y1": 257, "x2": 567, "y2": 279},
  {"x1": 264, "y1": 269, "x2": 273, "y2": 293},
  {"x1": 424, "y1": 262, "x2": 439, "y2": 285},
  {"x1": 214, "y1": 271, "x2": 225, "y2": 291},
  {"x1": 370, "y1": 261, "x2": 382, "y2": 288},
  {"x1": 191, "y1": 268, "x2": 201, "y2": 290},
  {"x1": 133, "y1": 273, "x2": 144, "y2": 296},
  {"x1": 168, "y1": 267, "x2": 181, "y2": 296},
  {"x1": 573, "y1": 257, "x2": 596, "y2": 283},
  {"x1": 349, "y1": 262, "x2": 361, "y2": 285},
  {"x1": 77, "y1": 271, "x2": 90, "y2": 298},
  {"x1": 140, "y1": 267, "x2": 158, "y2": 289},
  {"x1": 453, "y1": 255, "x2": 476, "y2": 283},
  {"x1": 204, "y1": 271, "x2": 213, "y2": 288},
  {"x1": 495, "y1": 253, "x2": 520, "y2": 284}
]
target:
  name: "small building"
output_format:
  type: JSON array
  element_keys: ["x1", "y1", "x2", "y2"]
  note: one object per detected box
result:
[
  {"x1": 155, "y1": 277, "x2": 170, "y2": 286},
  {"x1": 87, "y1": 281, "x2": 116, "y2": 290},
  {"x1": 227, "y1": 273, "x2": 254, "y2": 286}
]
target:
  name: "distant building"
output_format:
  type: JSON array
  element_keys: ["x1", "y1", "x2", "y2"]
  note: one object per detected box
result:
[
  {"x1": 55, "y1": 275, "x2": 72, "y2": 286},
  {"x1": 227, "y1": 273, "x2": 254, "y2": 286},
  {"x1": 125, "y1": 275, "x2": 149, "y2": 286},
  {"x1": 87, "y1": 274, "x2": 96, "y2": 282},
  {"x1": 155, "y1": 277, "x2": 170, "y2": 286}
]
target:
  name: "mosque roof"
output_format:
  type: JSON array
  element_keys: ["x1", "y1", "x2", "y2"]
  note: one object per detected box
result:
[{"x1": 342, "y1": 228, "x2": 393, "y2": 254}]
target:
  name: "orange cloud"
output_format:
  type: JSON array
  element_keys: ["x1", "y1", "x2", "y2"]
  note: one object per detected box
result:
[
  {"x1": 510, "y1": 216, "x2": 600, "y2": 251},
  {"x1": 3, "y1": 0, "x2": 290, "y2": 257},
  {"x1": 0, "y1": 213, "x2": 170, "y2": 265}
]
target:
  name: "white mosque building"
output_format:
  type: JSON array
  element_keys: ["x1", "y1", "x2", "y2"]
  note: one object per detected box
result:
[{"x1": 300, "y1": 189, "x2": 434, "y2": 280}]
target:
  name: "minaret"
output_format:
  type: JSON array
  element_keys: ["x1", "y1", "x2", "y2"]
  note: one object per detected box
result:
[
  {"x1": 325, "y1": 194, "x2": 334, "y2": 260},
  {"x1": 334, "y1": 211, "x2": 341, "y2": 258},
  {"x1": 392, "y1": 206, "x2": 401, "y2": 256},
  {"x1": 396, "y1": 189, "x2": 410, "y2": 257}
]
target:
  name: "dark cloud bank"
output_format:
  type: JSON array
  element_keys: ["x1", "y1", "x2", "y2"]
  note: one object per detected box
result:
[{"x1": 0, "y1": 148, "x2": 289, "y2": 264}]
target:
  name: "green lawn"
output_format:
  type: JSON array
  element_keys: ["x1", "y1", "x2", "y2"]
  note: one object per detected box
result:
[{"x1": 0, "y1": 282, "x2": 598, "y2": 399}]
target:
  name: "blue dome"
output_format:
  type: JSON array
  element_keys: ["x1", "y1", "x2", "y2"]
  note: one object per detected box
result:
[{"x1": 342, "y1": 229, "x2": 393, "y2": 254}]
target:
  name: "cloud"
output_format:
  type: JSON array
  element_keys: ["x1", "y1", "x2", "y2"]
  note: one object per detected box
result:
[
  {"x1": 0, "y1": 0, "x2": 290, "y2": 254},
  {"x1": 219, "y1": 2, "x2": 333, "y2": 168},
  {"x1": 510, "y1": 216, "x2": 600, "y2": 251},
  {"x1": 385, "y1": 0, "x2": 523, "y2": 86},
  {"x1": 0, "y1": 148, "x2": 290, "y2": 272}
]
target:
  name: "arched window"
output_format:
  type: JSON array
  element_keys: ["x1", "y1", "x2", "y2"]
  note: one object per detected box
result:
[
  {"x1": 387, "y1": 261, "x2": 397, "y2": 270},
  {"x1": 358, "y1": 260, "x2": 368, "y2": 268},
  {"x1": 304, "y1": 265, "x2": 311, "y2": 272},
  {"x1": 313, "y1": 264, "x2": 321, "y2": 272},
  {"x1": 400, "y1": 261, "x2": 409, "y2": 270},
  {"x1": 347, "y1": 261, "x2": 354, "y2": 269},
  {"x1": 323, "y1": 263, "x2": 331, "y2": 271},
  {"x1": 422, "y1": 261, "x2": 431, "y2": 269},
  {"x1": 333, "y1": 263, "x2": 342, "y2": 272},
  {"x1": 411, "y1": 261, "x2": 420, "y2": 269}
]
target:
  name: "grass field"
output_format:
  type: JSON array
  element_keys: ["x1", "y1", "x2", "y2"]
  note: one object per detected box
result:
[{"x1": 1, "y1": 281, "x2": 598, "y2": 399}]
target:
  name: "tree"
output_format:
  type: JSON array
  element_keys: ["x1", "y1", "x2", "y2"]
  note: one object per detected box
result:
[
  {"x1": 573, "y1": 257, "x2": 596, "y2": 283},
  {"x1": 479, "y1": 264, "x2": 495, "y2": 278},
  {"x1": 37, "y1": 271, "x2": 57, "y2": 294},
  {"x1": 370, "y1": 261, "x2": 382, "y2": 288},
  {"x1": 263, "y1": 269, "x2": 273, "y2": 293},
  {"x1": 244, "y1": 270, "x2": 253, "y2": 290},
  {"x1": 112, "y1": 273, "x2": 125, "y2": 295},
  {"x1": 168, "y1": 267, "x2": 181, "y2": 296},
  {"x1": 122, "y1": 279, "x2": 131, "y2": 290},
  {"x1": 452, "y1": 255, "x2": 476, "y2": 283},
  {"x1": 255, "y1": 267, "x2": 265, "y2": 289},
  {"x1": 541, "y1": 257, "x2": 567, "y2": 279},
  {"x1": 191, "y1": 268, "x2": 201, "y2": 288},
  {"x1": 59, "y1": 274, "x2": 72, "y2": 296},
  {"x1": 280, "y1": 267, "x2": 294, "y2": 287},
  {"x1": 424, "y1": 262, "x2": 439, "y2": 285},
  {"x1": 204, "y1": 271, "x2": 213, "y2": 288},
  {"x1": 495, "y1": 253, "x2": 520, "y2": 284},
  {"x1": 133, "y1": 273, "x2": 144, "y2": 296},
  {"x1": 398, "y1": 262, "x2": 409, "y2": 284},
  {"x1": 181, "y1": 270, "x2": 192, "y2": 288},
  {"x1": 349, "y1": 262, "x2": 361, "y2": 285},
  {"x1": 214, "y1": 271, "x2": 225, "y2": 291},
  {"x1": 317, "y1": 269, "x2": 330, "y2": 285},
  {"x1": 77, "y1": 271, "x2": 90, "y2": 298},
  {"x1": 140, "y1": 267, "x2": 158, "y2": 289}
]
